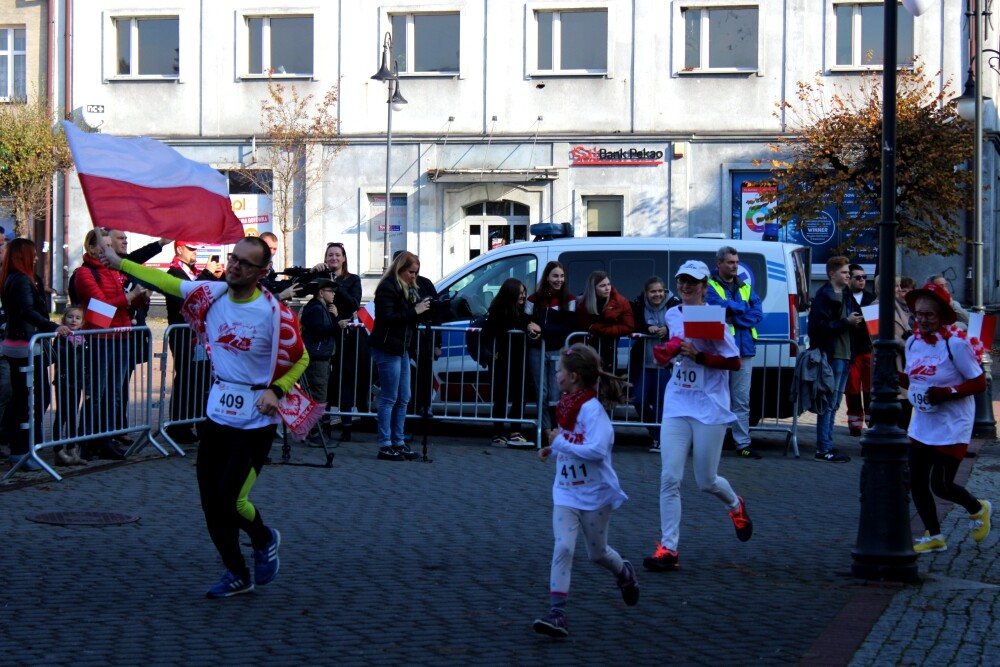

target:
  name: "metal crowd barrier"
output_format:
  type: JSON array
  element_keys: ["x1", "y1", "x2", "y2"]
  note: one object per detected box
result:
[
  {"x1": 152, "y1": 324, "x2": 212, "y2": 455},
  {"x1": 748, "y1": 338, "x2": 801, "y2": 457},
  {"x1": 4, "y1": 326, "x2": 160, "y2": 482},
  {"x1": 6, "y1": 321, "x2": 802, "y2": 483}
]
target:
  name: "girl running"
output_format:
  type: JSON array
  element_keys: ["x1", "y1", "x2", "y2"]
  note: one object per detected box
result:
[{"x1": 533, "y1": 343, "x2": 638, "y2": 638}]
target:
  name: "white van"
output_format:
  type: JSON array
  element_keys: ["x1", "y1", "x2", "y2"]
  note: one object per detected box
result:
[{"x1": 431, "y1": 226, "x2": 812, "y2": 421}]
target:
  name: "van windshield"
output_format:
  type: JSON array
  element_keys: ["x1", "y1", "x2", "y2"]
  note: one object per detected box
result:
[{"x1": 440, "y1": 253, "x2": 538, "y2": 322}]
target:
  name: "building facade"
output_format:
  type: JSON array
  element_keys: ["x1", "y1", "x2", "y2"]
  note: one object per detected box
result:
[{"x1": 40, "y1": 1, "x2": 994, "y2": 299}]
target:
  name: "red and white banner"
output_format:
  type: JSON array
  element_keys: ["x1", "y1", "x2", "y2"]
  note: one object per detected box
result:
[
  {"x1": 682, "y1": 305, "x2": 726, "y2": 340},
  {"x1": 62, "y1": 122, "x2": 245, "y2": 244},
  {"x1": 85, "y1": 297, "x2": 117, "y2": 329},
  {"x1": 967, "y1": 313, "x2": 996, "y2": 350},
  {"x1": 861, "y1": 303, "x2": 880, "y2": 337},
  {"x1": 357, "y1": 301, "x2": 376, "y2": 334}
]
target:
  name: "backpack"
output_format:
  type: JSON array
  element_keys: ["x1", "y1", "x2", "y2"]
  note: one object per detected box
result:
[
  {"x1": 466, "y1": 313, "x2": 495, "y2": 367},
  {"x1": 67, "y1": 264, "x2": 101, "y2": 306}
]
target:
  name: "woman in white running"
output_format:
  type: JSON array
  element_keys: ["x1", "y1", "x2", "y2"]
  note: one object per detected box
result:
[
  {"x1": 533, "y1": 343, "x2": 638, "y2": 638},
  {"x1": 643, "y1": 260, "x2": 753, "y2": 573},
  {"x1": 902, "y1": 282, "x2": 991, "y2": 554}
]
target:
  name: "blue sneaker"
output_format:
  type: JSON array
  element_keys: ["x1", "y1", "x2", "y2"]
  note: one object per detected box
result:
[
  {"x1": 205, "y1": 570, "x2": 254, "y2": 599},
  {"x1": 9, "y1": 454, "x2": 44, "y2": 472},
  {"x1": 253, "y1": 528, "x2": 281, "y2": 585}
]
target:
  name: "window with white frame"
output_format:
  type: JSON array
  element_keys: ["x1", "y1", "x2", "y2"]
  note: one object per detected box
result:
[
  {"x1": 584, "y1": 197, "x2": 623, "y2": 237},
  {"x1": 834, "y1": 2, "x2": 913, "y2": 68},
  {"x1": 390, "y1": 13, "x2": 460, "y2": 74},
  {"x1": 0, "y1": 27, "x2": 26, "y2": 100},
  {"x1": 682, "y1": 6, "x2": 759, "y2": 71},
  {"x1": 247, "y1": 15, "x2": 314, "y2": 76},
  {"x1": 535, "y1": 9, "x2": 608, "y2": 73},
  {"x1": 114, "y1": 17, "x2": 179, "y2": 77}
]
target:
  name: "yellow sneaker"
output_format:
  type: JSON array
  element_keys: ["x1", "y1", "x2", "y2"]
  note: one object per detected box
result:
[
  {"x1": 970, "y1": 499, "x2": 992, "y2": 543},
  {"x1": 913, "y1": 531, "x2": 947, "y2": 553}
]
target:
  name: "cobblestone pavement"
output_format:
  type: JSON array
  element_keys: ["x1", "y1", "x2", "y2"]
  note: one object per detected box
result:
[
  {"x1": 4, "y1": 416, "x2": 876, "y2": 667},
  {"x1": 849, "y1": 441, "x2": 1000, "y2": 667}
]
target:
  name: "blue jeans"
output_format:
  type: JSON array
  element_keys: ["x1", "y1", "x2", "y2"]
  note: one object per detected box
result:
[
  {"x1": 371, "y1": 347, "x2": 411, "y2": 446},
  {"x1": 816, "y1": 357, "x2": 850, "y2": 453}
]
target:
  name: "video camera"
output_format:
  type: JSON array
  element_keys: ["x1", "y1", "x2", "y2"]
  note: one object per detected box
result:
[{"x1": 266, "y1": 267, "x2": 327, "y2": 298}]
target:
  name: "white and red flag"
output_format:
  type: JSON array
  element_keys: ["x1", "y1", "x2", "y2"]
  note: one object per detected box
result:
[
  {"x1": 861, "y1": 303, "x2": 880, "y2": 337},
  {"x1": 85, "y1": 297, "x2": 117, "y2": 329},
  {"x1": 682, "y1": 305, "x2": 727, "y2": 340},
  {"x1": 62, "y1": 122, "x2": 244, "y2": 243}
]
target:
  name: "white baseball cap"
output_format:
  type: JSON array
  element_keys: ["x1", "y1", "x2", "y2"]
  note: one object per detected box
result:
[{"x1": 675, "y1": 260, "x2": 710, "y2": 281}]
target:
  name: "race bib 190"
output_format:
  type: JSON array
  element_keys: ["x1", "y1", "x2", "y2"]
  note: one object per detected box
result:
[{"x1": 908, "y1": 384, "x2": 939, "y2": 413}]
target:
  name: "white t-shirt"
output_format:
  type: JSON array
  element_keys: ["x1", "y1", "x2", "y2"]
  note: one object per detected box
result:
[
  {"x1": 550, "y1": 398, "x2": 628, "y2": 511},
  {"x1": 180, "y1": 282, "x2": 278, "y2": 429},
  {"x1": 905, "y1": 333, "x2": 983, "y2": 445},
  {"x1": 661, "y1": 305, "x2": 739, "y2": 425}
]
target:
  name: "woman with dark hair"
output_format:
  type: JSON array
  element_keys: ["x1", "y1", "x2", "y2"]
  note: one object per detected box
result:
[
  {"x1": 312, "y1": 242, "x2": 366, "y2": 439},
  {"x1": 526, "y1": 261, "x2": 579, "y2": 429},
  {"x1": 370, "y1": 251, "x2": 431, "y2": 461},
  {"x1": 629, "y1": 276, "x2": 680, "y2": 452},
  {"x1": 902, "y1": 282, "x2": 991, "y2": 553},
  {"x1": 577, "y1": 270, "x2": 634, "y2": 373},
  {"x1": 484, "y1": 278, "x2": 532, "y2": 446},
  {"x1": 1, "y1": 238, "x2": 70, "y2": 471}
]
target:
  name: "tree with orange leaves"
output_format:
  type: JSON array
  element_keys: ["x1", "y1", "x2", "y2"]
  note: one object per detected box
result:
[
  {"x1": 752, "y1": 59, "x2": 973, "y2": 257},
  {"x1": 237, "y1": 74, "x2": 345, "y2": 267}
]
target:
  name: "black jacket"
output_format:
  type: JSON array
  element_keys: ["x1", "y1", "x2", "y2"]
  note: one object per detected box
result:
[
  {"x1": 300, "y1": 298, "x2": 338, "y2": 360},
  {"x1": 330, "y1": 272, "x2": 362, "y2": 323},
  {"x1": 370, "y1": 277, "x2": 421, "y2": 355},
  {"x1": 846, "y1": 289, "x2": 876, "y2": 355},
  {"x1": 807, "y1": 282, "x2": 854, "y2": 359},
  {"x1": 2, "y1": 272, "x2": 60, "y2": 344}
]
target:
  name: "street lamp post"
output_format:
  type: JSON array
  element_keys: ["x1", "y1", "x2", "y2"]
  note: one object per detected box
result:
[
  {"x1": 850, "y1": 0, "x2": 921, "y2": 583},
  {"x1": 955, "y1": 1, "x2": 997, "y2": 438},
  {"x1": 372, "y1": 33, "x2": 408, "y2": 273}
]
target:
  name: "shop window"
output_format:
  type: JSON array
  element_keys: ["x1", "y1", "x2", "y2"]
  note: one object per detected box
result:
[
  {"x1": 834, "y1": 2, "x2": 913, "y2": 68},
  {"x1": 114, "y1": 17, "x2": 179, "y2": 77},
  {"x1": 390, "y1": 13, "x2": 460, "y2": 74},
  {"x1": 584, "y1": 197, "x2": 622, "y2": 237},
  {"x1": 534, "y1": 8, "x2": 608, "y2": 73},
  {"x1": 247, "y1": 15, "x2": 314, "y2": 75},
  {"x1": 0, "y1": 28, "x2": 26, "y2": 100},
  {"x1": 682, "y1": 5, "x2": 758, "y2": 71}
]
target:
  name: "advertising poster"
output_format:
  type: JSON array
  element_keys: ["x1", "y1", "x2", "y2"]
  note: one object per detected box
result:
[
  {"x1": 732, "y1": 171, "x2": 878, "y2": 277},
  {"x1": 369, "y1": 194, "x2": 408, "y2": 270}
]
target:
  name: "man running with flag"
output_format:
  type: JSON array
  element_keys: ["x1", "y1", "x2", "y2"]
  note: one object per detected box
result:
[{"x1": 102, "y1": 236, "x2": 318, "y2": 598}]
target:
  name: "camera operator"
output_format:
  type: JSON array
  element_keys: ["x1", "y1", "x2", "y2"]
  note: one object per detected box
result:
[
  {"x1": 258, "y1": 231, "x2": 301, "y2": 302},
  {"x1": 300, "y1": 278, "x2": 340, "y2": 443}
]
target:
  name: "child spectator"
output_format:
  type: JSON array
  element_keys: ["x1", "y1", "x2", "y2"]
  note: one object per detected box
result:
[
  {"x1": 300, "y1": 278, "x2": 338, "y2": 443},
  {"x1": 54, "y1": 305, "x2": 87, "y2": 465}
]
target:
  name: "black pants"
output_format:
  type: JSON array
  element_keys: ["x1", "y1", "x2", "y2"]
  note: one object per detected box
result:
[
  {"x1": 3, "y1": 354, "x2": 50, "y2": 455},
  {"x1": 908, "y1": 440, "x2": 981, "y2": 535},
  {"x1": 196, "y1": 419, "x2": 278, "y2": 579}
]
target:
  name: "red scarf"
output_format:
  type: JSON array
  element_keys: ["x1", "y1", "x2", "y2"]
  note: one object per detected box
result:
[
  {"x1": 556, "y1": 388, "x2": 597, "y2": 431},
  {"x1": 169, "y1": 255, "x2": 198, "y2": 280},
  {"x1": 914, "y1": 324, "x2": 984, "y2": 362}
]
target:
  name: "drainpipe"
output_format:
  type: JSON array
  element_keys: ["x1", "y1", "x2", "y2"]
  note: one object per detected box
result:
[{"x1": 61, "y1": 0, "x2": 73, "y2": 304}]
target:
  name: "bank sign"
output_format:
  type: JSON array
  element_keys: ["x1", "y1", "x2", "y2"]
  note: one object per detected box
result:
[{"x1": 570, "y1": 145, "x2": 665, "y2": 166}]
